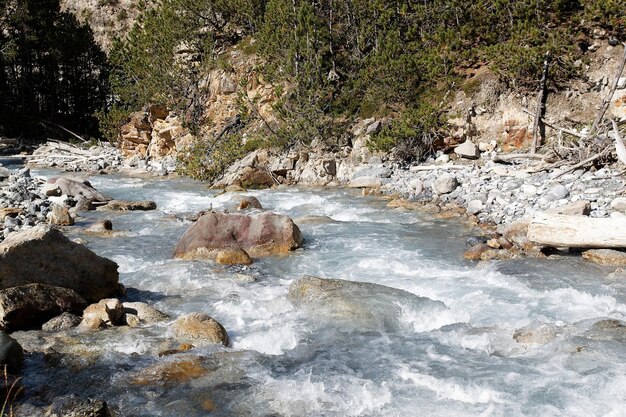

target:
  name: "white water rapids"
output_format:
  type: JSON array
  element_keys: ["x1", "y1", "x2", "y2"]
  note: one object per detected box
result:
[{"x1": 14, "y1": 169, "x2": 626, "y2": 416}]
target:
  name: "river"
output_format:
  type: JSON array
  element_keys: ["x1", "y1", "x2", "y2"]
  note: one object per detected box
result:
[{"x1": 12, "y1": 168, "x2": 626, "y2": 416}]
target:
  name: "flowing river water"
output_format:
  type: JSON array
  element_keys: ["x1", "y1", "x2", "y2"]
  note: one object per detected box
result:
[{"x1": 12, "y1": 168, "x2": 626, "y2": 416}]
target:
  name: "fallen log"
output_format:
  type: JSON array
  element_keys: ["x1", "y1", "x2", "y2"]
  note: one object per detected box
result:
[{"x1": 528, "y1": 212, "x2": 626, "y2": 248}]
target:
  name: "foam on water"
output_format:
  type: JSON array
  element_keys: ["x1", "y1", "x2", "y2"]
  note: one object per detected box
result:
[
  {"x1": 398, "y1": 366, "x2": 509, "y2": 404},
  {"x1": 18, "y1": 170, "x2": 626, "y2": 416}
]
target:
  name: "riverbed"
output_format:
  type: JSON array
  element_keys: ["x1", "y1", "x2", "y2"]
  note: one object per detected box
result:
[{"x1": 13, "y1": 169, "x2": 626, "y2": 416}]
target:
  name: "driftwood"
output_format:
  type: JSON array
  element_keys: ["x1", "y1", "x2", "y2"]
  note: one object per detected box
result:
[
  {"x1": 493, "y1": 153, "x2": 551, "y2": 163},
  {"x1": 588, "y1": 44, "x2": 626, "y2": 138},
  {"x1": 409, "y1": 164, "x2": 466, "y2": 172},
  {"x1": 531, "y1": 52, "x2": 551, "y2": 154},
  {"x1": 39, "y1": 121, "x2": 88, "y2": 143},
  {"x1": 528, "y1": 212, "x2": 626, "y2": 248}
]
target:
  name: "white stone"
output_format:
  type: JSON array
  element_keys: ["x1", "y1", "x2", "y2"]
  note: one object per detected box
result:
[
  {"x1": 454, "y1": 141, "x2": 480, "y2": 160},
  {"x1": 467, "y1": 200, "x2": 483, "y2": 215},
  {"x1": 521, "y1": 184, "x2": 538, "y2": 195}
]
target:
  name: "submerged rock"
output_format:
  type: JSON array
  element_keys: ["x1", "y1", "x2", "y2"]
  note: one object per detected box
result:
[
  {"x1": 513, "y1": 323, "x2": 558, "y2": 344},
  {"x1": 173, "y1": 212, "x2": 302, "y2": 259},
  {"x1": 37, "y1": 394, "x2": 113, "y2": 417},
  {"x1": 0, "y1": 225, "x2": 121, "y2": 303},
  {"x1": 132, "y1": 356, "x2": 207, "y2": 386},
  {"x1": 288, "y1": 276, "x2": 447, "y2": 331},
  {"x1": 172, "y1": 313, "x2": 229, "y2": 346},
  {"x1": 238, "y1": 196, "x2": 262, "y2": 210},
  {"x1": 0, "y1": 284, "x2": 87, "y2": 332}
]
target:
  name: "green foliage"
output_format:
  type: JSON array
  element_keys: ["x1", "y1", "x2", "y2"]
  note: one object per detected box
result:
[
  {"x1": 176, "y1": 132, "x2": 245, "y2": 181},
  {"x1": 94, "y1": 105, "x2": 130, "y2": 143},
  {"x1": 101, "y1": 0, "x2": 621, "y2": 166},
  {"x1": 370, "y1": 103, "x2": 446, "y2": 164},
  {"x1": 582, "y1": 0, "x2": 626, "y2": 33}
]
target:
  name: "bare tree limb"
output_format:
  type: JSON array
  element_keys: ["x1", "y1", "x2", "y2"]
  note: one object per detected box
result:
[
  {"x1": 588, "y1": 43, "x2": 626, "y2": 138},
  {"x1": 39, "y1": 121, "x2": 88, "y2": 143},
  {"x1": 551, "y1": 146, "x2": 612, "y2": 179},
  {"x1": 522, "y1": 108, "x2": 585, "y2": 139},
  {"x1": 493, "y1": 153, "x2": 551, "y2": 163}
]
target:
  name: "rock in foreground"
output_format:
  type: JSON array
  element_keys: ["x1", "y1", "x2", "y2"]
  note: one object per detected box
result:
[
  {"x1": 0, "y1": 284, "x2": 87, "y2": 332},
  {"x1": 174, "y1": 212, "x2": 302, "y2": 259},
  {"x1": 0, "y1": 225, "x2": 122, "y2": 303}
]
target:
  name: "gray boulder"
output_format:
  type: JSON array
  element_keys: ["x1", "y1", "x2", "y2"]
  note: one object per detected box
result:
[
  {"x1": 0, "y1": 225, "x2": 122, "y2": 303},
  {"x1": 123, "y1": 302, "x2": 169, "y2": 325},
  {"x1": 546, "y1": 184, "x2": 569, "y2": 201},
  {"x1": 43, "y1": 177, "x2": 110, "y2": 202},
  {"x1": 433, "y1": 175, "x2": 458, "y2": 194},
  {"x1": 454, "y1": 141, "x2": 479, "y2": 159},
  {"x1": 42, "y1": 312, "x2": 82, "y2": 332}
]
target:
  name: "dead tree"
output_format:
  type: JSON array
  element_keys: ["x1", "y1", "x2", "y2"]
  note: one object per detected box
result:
[{"x1": 531, "y1": 51, "x2": 551, "y2": 154}]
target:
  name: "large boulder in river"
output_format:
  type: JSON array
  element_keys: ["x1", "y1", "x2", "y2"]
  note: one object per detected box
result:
[
  {"x1": 43, "y1": 177, "x2": 111, "y2": 203},
  {"x1": 0, "y1": 283, "x2": 87, "y2": 332},
  {"x1": 0, "y1": 225, "x2": 122, "y2": 303},
  {"x1": 174, "y1": 212, "x2": 303, "y2": 259},
  {"x1": 288, "y1": 276, "x2": 448, "y2": 332}
]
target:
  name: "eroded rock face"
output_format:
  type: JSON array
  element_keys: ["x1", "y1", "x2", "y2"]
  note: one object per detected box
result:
[
  {"x1": 0, "y1": 225, "x2": 122, "y2": 303},
  {"x1": 171, "y1": 313, "x2": 229, "y2": 346},
  {"x1": 174, "y1": 212, "x2": 302, "y2": 259},
  {"x1": 288, "y1": 276, "x2": 447, "y2": 331},
  {"x1": 0, "y1": 284, "x2": 87, "y2": 332}
]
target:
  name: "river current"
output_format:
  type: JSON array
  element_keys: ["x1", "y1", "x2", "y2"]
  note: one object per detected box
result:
[{"x1": 14, "y1": 169, "x2": 626, "y2": 416}]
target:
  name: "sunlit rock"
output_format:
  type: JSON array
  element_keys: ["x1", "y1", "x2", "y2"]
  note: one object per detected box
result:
[
  {"x1": 174, "y1": 212, "x2": 302, "y2": 259},
  {"x1": 0, "y1": 225, "x2": 122, "y2": 303},
  {"x1": 171, "y1": 312, "x2": 229, "y2": 346}
]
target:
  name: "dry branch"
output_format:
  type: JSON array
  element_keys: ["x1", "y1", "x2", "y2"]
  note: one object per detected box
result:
[
  {"x1": 551, "y1": 146, "x2": 612, "y2": 179},
  {"x1": 588, "y1": 43, "x2": 626, "y2": 137}
]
